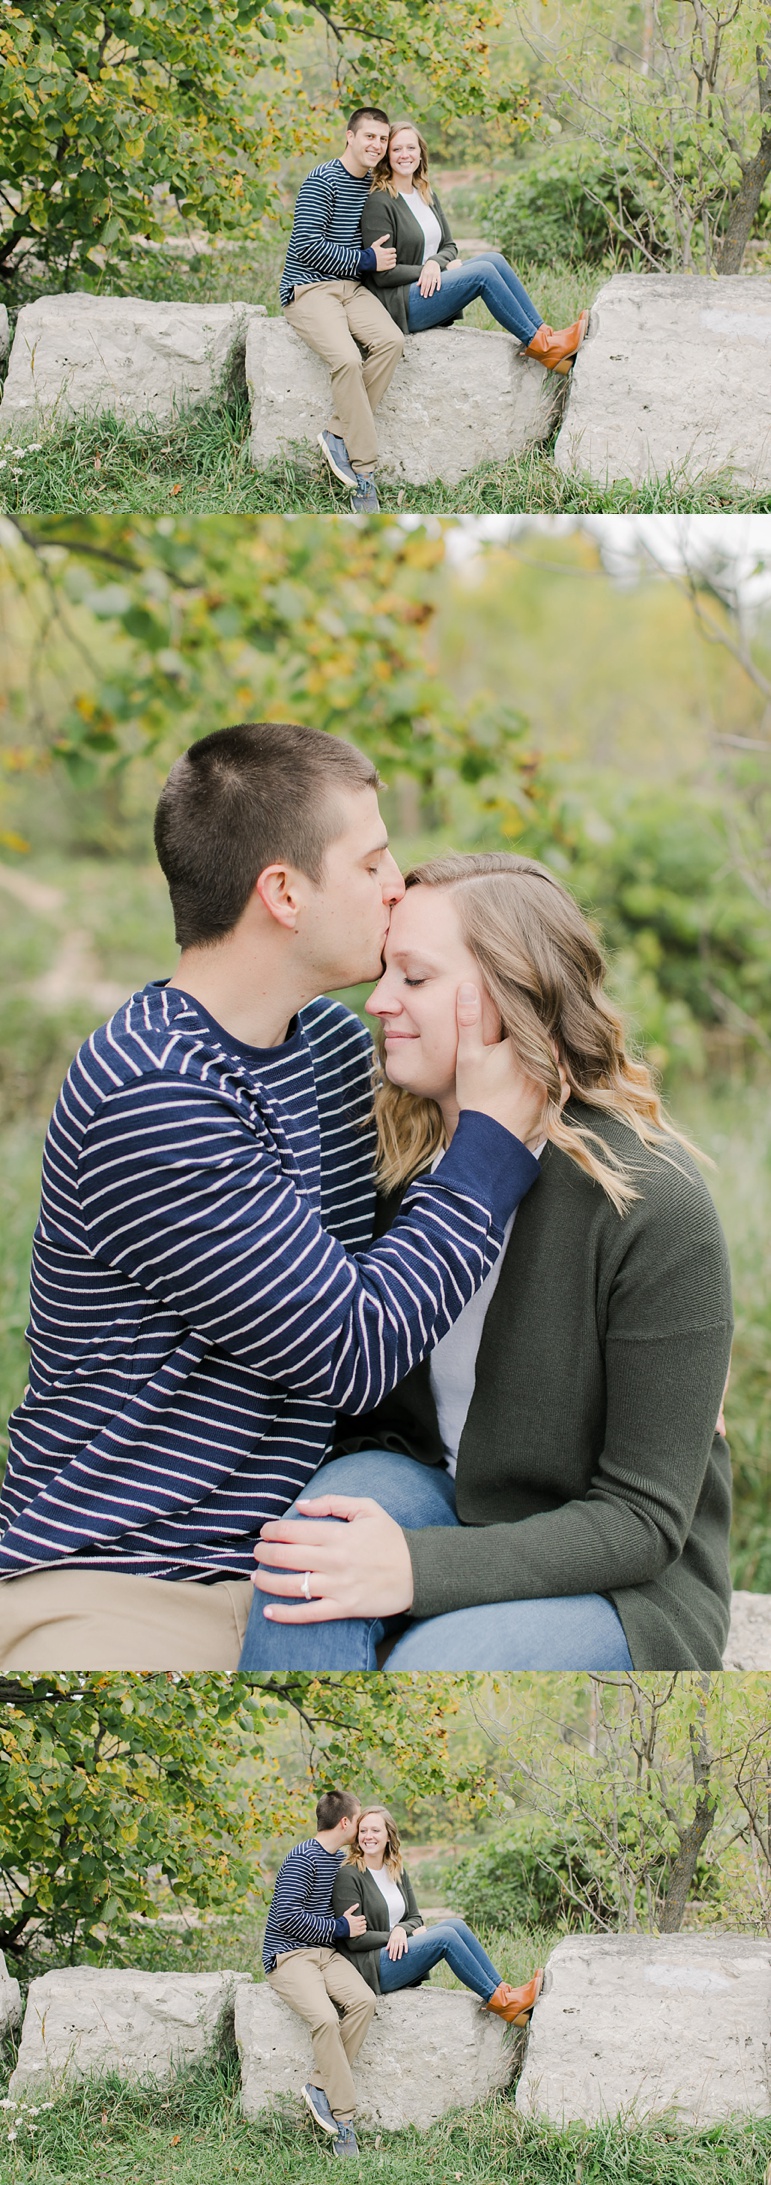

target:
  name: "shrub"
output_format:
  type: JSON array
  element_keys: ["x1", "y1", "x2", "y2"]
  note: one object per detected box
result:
[{"x1": 478, "y1": 140, "x2": 663, "y2": 268}]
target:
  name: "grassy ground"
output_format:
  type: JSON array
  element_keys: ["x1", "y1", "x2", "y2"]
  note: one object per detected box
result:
[
  {"x1": 2, "y1": 2053, "x2": 770, "y2": 2185},
  {"x1": 1, "y1": 394, "x2": 761, "y2": 519},
  {"x1": 2, "y1": 251, "x2": 767, "y2": 513}
]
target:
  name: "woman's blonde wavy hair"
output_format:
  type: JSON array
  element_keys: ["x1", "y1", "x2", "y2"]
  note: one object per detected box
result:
[
  {"x1": 345, "y1": 1805, "x2": 404, "y2": 1880},
  {"x1": 371, "y1": 121, "x2": 433, "y2": 203},
  {"x1": 374, "y1": 852, "x2": 705, "y2": 1216}
]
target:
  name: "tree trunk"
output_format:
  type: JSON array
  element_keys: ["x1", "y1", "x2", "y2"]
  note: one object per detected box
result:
[
  {"x1": 658, "y1": 1788, "x2": 717, "y2": 1930},
  {"x1": 718, "y1": 128, "x2": 771, "y2": 272}
]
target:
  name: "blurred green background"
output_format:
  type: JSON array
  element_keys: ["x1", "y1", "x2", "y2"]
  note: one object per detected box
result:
[{"x1": 0, "y1": 511, "x2": 768, "y2": 1585}]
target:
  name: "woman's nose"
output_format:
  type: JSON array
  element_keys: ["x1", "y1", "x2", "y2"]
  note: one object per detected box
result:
[{"x1": 366, "y1": 977, "x2": 399, "y2": 1018}]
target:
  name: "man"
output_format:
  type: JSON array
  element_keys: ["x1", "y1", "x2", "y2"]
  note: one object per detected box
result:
[
  {"x1": 281, "y1": 108, "x2": 403, "y2": 513},
  {"x1": 263, "y1": 1788, "x2": 372, "y2": 2159},
  {"x1": 0, "y1": 720, "x2": 542, "y2": 1670}
]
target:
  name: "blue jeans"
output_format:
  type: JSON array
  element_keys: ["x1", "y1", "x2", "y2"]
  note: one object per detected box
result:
[
  {"x1": 407, "y1": 252, "x2": 543, "y2": 344},
  {"x1": 236, "y1": 1448, "x2": 633, "y2": 1671},
  {"x1": 378, "y1": 1918, "x2": 502, "y2": 2004}
]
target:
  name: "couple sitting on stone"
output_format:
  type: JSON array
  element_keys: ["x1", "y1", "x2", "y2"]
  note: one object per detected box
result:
[
  {"x1": 281, "y1": 106, "x2": 590, "y2": 510},
  {"x1": 0, "y1": 719, "x2": 733, "y2": 1675},
  {"x1": 264, "y1": 1787, "x2": 543, "y2": 2159}
]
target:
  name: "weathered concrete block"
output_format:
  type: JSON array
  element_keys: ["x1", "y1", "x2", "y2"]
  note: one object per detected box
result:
[
  {"x1": 245, "y1": 315, "x2": 564, "y2": 486},
  {"x1": 724, "y1": 1591, "x2": 771, "y2": 1671},
  {"x1": 554, "y1": 274, "x2": 771, "y2": 491},
  {"x1": 0, "y1": 295, "x2": 266, "y2": 436},
  {"x1": 516, "y1": 1935, "x2": 771, "y2": 2127},
  {"x1": 0, "y1": 308, "x2": 9, "y2": 367},
  {"x1": 9, "y1": 1969, "x2": 252, "y2": 2097},
  {"x1": 236, "y1": 1982, "x2": 512, "y2": 2132},
  {"x1": 0, "y1": 1951, "x2": 22, "y2": 2040}
]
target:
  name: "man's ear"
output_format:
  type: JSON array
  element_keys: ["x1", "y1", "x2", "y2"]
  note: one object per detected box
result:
[{"x1": 253, "y1": 863, "x2": 303, "y2": 931}]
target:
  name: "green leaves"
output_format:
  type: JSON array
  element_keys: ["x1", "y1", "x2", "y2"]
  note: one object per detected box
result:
[{"x1": 0, "y1": 1672, "x2": 483, "y2": 1961}]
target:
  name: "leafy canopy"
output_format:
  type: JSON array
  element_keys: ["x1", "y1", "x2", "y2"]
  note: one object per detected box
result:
[
  {"x1": 0, "y1": 1672, "x2": 485, "y2": 1960},
  {"x1": 0, "y1": 2, "x2": 531, "y2": 280}
]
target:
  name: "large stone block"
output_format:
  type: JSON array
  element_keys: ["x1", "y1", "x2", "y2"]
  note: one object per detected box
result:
[
  {"x1": 724, "y1": 1591, "x2": 771, "y2": 1670},
  {"x1": 554, "y1": 274, "x2": 771, "y2": 491},
  {"x1": 0, "y1": 1951, "x2": 22, "y2": 2040},
  {"x1": 0, "y1": 295, "x2": 266, "y2": 436},
  {"x1": 236, "y1": 1983, "x2": 513, "y2": 2132},
  {"x1": 245, "y1": 315, "x2": 564, "y2": 486},
  {"x1": 516, "y1": 1935, "x2": 771, "y2": 2127},
  {"x1": 9, "y1": 1969, "x2": 252, "y2": 2097}
]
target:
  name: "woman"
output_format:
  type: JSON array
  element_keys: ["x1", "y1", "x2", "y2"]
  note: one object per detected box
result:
[
  {"x1": 332, "y1": 1804, "x2": 542, "y2": 2024},
  {"x1": 241, "y1": 852, "x2": 733, "y2": 1672},
  {"x1": 359, "y1": 122, "x2": 589, "y2": 373}
]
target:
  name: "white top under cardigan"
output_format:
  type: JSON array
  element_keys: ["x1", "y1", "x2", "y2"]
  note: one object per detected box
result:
[
  {"x1": 428, "y1": 1141, "x2": 546, "y2": 1477},
  {"x1": 400, "y1": 189, "x2": 443, "y2": 263},
  {"x1": 369, "y1": 1868, "x2": 407, "y2": 1929}
]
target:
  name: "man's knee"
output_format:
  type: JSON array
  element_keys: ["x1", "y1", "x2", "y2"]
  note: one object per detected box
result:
[{"x1": 346, "y1": 1987, "x2": 376, "y2": 2027}]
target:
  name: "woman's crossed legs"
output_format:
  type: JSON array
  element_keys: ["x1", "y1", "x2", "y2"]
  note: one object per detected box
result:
[
  {"x1": 378, "y1": 1918, "x2": 503, "y2": 2002},
  {"x1": 237, "y1": 1449, "x2": 633, "y2": 1671}
]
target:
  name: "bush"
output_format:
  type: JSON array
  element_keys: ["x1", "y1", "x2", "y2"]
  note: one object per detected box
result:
[
  {"x1": 449, "y1": 1813, "x2": 724, "y2": 1935},
  {"x1": 450, "y1": 1815, "x2": 611, "y2": 1931},
  {"x1": 478, "y1": 140, "x2": 663, "y2": 268}
]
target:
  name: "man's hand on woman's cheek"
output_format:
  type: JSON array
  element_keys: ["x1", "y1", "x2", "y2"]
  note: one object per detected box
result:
[{"x1": 253, "y1": 1495, "x2": 415, "y2": 1623}]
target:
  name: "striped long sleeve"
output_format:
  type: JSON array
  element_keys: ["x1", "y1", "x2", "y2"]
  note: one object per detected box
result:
[
  {"x1": 0, "y1": 984, "x2": 539, "y2": 1581},
  {"x1": 280, "y1": 161, "x2": 375, "y2": 305},
  {"x1": 262, "y1": 1840, "x2": 347, "y2": 1970}
]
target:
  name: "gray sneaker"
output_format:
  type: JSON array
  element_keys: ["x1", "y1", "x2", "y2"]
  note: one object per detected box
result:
[
  {"x1": 302, "y1": 2083, "x2": 338, "y2": 2137},
  {"x1": 350, "y1": 474, "x2": 380, "y2": 513},
  {"x1": 333, "y1": 2124, "x2": 360, "y2": 2158},
  {"x1": 318, "y1": 431, "x2": 358, "y2": 489}
]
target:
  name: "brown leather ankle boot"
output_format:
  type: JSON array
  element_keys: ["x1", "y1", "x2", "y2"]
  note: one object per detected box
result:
[
  {"x1": 524, "y1": 311, "x2": 589, "y2": 374},
  {"x1": 485, "y1": 1970, "x2": 544, "y2": 2025}
]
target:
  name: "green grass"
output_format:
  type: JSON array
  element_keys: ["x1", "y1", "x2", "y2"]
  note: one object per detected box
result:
[
  {"x1": 1, "y1": 392, "x2": 762, "y2": 516},
  {"x1": 1, "y1": 2050, "x2": 769, "y2": 2185}
]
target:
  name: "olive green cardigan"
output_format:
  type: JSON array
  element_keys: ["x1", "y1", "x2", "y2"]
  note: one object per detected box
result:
[
  {"x1": 334, "y1": 1107, "x2": 734, "y2": 1670},
  {"x1": 359, "y1": 187, "x2": 460, "y2": 335},
  {"x1": 332, "y1": 1860, "x2": 424, "y2": 1995}
]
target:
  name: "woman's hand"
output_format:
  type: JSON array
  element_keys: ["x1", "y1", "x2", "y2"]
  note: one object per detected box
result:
[
  {"x1": 418, "y1": 258, "x2": 442, "y2": 296},
  {"x1": 253, "y1": 1496, "x2": 415, "y2": 1623},
  {"x1": 386, "y1": 1925, "x2": 409, "y2": 1960}
]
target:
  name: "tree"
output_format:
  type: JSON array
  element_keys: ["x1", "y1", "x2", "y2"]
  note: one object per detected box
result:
[
  {"x1": 0, "y1": 2, "x2": 532, "y2": 284},
  {"x1": 515, "y1": 0, "x2": 771, "y2": 273},
  {"x1": 0, "y1": 1673, "x2": 485, "y2": 1961},
  {"x1": 471, "y1": 1672, "x2": 771, "y2": 1933},
  {"x1": 0, "y1": 515, "x2": 541, "y2": 845}
]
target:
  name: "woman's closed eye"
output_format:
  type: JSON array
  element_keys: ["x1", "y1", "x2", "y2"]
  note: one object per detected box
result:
[{"x1": 403, "y1": 977, "x2": 426, "y2": 988}]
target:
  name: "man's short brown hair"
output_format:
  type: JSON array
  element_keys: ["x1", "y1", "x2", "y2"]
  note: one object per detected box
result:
[
  {"x1": 316, "y1": 1789, "x2": 361, "y2": 1831},
  {"x1": 154, "y1": 720, "x2": 379, "y2": 948}
]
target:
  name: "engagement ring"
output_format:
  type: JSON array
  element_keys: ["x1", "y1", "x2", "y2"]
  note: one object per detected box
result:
[{"x1": 300, "y1": 1571, "x2": 312, "y2": 1600}]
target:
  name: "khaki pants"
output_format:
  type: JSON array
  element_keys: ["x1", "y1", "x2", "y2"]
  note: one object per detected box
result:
[
  {"x1": 268, "y1": 1947, "x2": 376, "y2": 2122},
  {"x1": 0, "y1": 1567, "x2": 254, "y2": 1669},
  {"x1": 283, "y1": 280, "x2": 403, "y2": 472}
]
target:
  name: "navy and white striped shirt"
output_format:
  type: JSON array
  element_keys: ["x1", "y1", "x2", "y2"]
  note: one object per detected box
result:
[
  {"x1": 263, "y1": 1839, "x2": 349, "y2": 1971},
  {"x1": 0, "y1": 981, "x2": 538, "y2": 1582},
  {"x1": 280, "y1": 159, "x2": 377, "y2": 305}
]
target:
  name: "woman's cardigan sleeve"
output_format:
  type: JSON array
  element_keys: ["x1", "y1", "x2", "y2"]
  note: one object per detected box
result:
[
  {"x1": 359, "y1": 191, "x2": 458, "y2": 288},
  {"x1": 405, "y1": 1161, "x2": 733, "y2": 1620},
  {"x1": 332, "y1": 1864, "x2": 423, "y2": 1950}
]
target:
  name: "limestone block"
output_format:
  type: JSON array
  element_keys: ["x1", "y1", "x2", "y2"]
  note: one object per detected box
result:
[
  {"x1": 9, "y1": 1969, "x2": 252, "y2": 2097},
  {"x1": 0, "y1": 308, "x2": 9, "y2": 366},
  {"x1": 236, "y1": 1983, "x2": 513, "y2": 2132},
  {"x1": 724, "y1": 1591, "x2": 771, "y2": 1671},
  {"x1": 554, "y1": 274, "x2": 771, "y2": 491},
  {"x1": 246, "y1": 315, "x2": 565, "y2": 486},
  {"x1": 516, "y1": 1935, "x2": 771, "y2": 2127},
  {"x1": 0, "y1": 1951, "x2": 22, "y2": 2040},
  {"x1": 0, "y1": 295, "x2": 266, "y2": 435}
]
